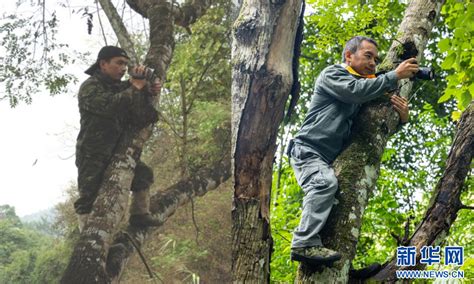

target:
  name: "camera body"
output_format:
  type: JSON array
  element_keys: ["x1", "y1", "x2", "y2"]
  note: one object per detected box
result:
[
  {"x1": 382, "y1": 61, "x2": 435, "y2": 81},
  {"x1": 130, "y1": 67, "x2": 156, "y2": 82}
]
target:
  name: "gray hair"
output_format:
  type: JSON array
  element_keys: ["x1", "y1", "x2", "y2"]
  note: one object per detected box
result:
[{"x1": 342, "y1": 36, "x2": 378, "y2": 63}]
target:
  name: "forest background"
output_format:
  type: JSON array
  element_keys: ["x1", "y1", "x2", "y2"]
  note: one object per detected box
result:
[{"x1": 0, "y1": 0, "x2": 472, "y2": 282}]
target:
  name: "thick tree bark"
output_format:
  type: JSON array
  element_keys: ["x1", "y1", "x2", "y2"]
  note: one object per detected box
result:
[
  {"x1": 61, "y1": 0, "x2": 211, "y2": 282},
  {"x1": 372, "y1": 102, "x2": 473, "y2": 282},
  {"x1": 61, "y1": 130, "x2": 147, "y2": 283},
  {"x1": 296, "y1": 0, "x2": 445, "y2": 282},
  {"x1": 231, "y1": 0, "x2": 304, "y2": 281}
]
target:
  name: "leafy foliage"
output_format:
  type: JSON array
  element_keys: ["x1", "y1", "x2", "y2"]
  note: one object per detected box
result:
[
  {"x1": 0, "y1": 4, "x2": 78, "y2": 107},
  {"x1": 437, "y1": 0, "x2": 474, "y2": 119},
  {"x1": 0, "y1": 205, "x2": 71, "y2": 284},
  {"x1": 270, "y1": 158, "x2": 302, "y2": 282},
  {"x1": 148, "y1": 0, "x2": 231, "y2": 178}
]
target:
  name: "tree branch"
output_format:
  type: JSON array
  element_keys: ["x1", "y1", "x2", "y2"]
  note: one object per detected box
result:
[
  {"x1": 126, "y1": 0, "x2": 148, "y2": 18},
  {"x1": 98, "y1": 0, "x2": 139, "y2": 63},
  {"x1": 373, "y1": 102, "x2": 473, "y2": 281},
  {"x1": 105, "y1": 157, "x2": 231, "y2": 281},
  {"x1": 126, "y1": 0, "x2": 211, "y2": 28},
  {"x1": 173, "y1": 0, "x2": 211, "y2": 28},
  {"x1": 95, "y1": 0, "x2": 109, "y2": 45}
]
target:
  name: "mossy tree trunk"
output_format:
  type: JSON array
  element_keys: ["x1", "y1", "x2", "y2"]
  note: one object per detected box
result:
[
  {"x1": 60, "y1": 0, "x2": 211, "y2": 282},
  {"x1": 231, "y1": 0, "x2": 304, "y2": 281},
  {"x1": 296, "y1": 0, "x2": 446, "y2": 282}
]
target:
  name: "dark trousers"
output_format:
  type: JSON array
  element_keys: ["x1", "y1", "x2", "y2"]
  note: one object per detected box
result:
[{"x1": 74, "y1": 153, "x2": 153, "y2": 214}]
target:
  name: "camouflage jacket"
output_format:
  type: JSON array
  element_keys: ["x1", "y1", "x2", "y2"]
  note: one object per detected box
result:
[{"x1": 75, "y1": 71, "x2": 154, "y2": 160}]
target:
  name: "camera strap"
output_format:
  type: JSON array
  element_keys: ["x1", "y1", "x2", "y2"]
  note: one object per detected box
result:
[{"x1": 408, "y1": 81, "x2": 429, "y2": 103}]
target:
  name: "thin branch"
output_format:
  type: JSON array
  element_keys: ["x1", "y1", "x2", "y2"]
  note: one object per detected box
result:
[
  {"x1": 41, "y1": 0, "x2": 48, "y2": 61},
  {"x1": 158, "y1": 112, "x2": 182, "y2": 138},
  {"x1": 275, "y1": 231, "x2": 291, "y2": 243},
  {"x1": 95, "y1": 0, "x2": 108, "y2": 45},
  {"x1": 459, "y1": 204, "x2": 474, "y2": 210},
  {"x1": 188, "y1": 195, "x2": 200, "y2": 245},
  {"x1": 390, "y1": 232, "x2": 402, "y2": 246}
]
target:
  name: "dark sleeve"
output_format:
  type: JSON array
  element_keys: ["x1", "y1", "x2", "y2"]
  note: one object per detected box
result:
[
  {"x1": 316, "y1": 66, "x2": 399, "y2": 104},
  {"x1": 128, "y1": 91, "x2": 158, "y2": 128},
  {"x1": 78, "y1": 79, "x2": 137, "y2": 117}
]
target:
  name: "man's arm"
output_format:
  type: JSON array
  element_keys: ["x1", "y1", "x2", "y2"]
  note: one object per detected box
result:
[
  {"x1": 317, "y1": 58, "x2": 419, "y2": 104},
  {"x1": 317, "y1": 66, "x2": 398, "y2": 104},
  {"x1": 127, "y1": 79, "x2": 161, "y2": 128},
  {"x1": 79, "y1": 67, "x2": 151, "y2": 116},
  {"x1": 78, "y1": 80, "x2": 138, "y2": 117}
]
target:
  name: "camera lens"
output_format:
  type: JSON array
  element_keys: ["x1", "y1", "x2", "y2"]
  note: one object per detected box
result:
[{"x1": 416, "y1": 67, "x2": 434, "y2": 80}]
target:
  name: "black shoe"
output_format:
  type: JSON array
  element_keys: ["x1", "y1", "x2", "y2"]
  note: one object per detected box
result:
[
  {"x1": 291, "y1": 246, "x2": 342, "y2": 265},
  {"x1": 129, "y1": 213, "x2": 162, "y2": 227},
  {"x1": 349, "y1": 263, "x2": 382, "y2": 279}
]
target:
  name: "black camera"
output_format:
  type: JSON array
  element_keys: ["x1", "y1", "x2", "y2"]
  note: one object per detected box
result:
[
  {"x1": 414, "y1": 66, "x2": 435, "y2": 80},
  {"x1": 130, "y1": 67, "x2": 156, "y2": 82}
]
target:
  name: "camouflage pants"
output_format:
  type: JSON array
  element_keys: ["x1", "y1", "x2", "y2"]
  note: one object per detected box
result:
[
  {"x1": 74, "y1": 153, "x2": 154, "y2": 214},
  {"x1": 289, "y1": 142, "x2": 338, "y2": 248}
]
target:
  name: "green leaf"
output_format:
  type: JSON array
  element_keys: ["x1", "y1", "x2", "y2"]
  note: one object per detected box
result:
[
  {"x1": 441, "y1": 53, "x2": 456, "y2": 70},
  {"x1": 468, "y1": 83, "x2": 474, "y2": 97},
  {"x1": 438, "y1": 90, "x2": 453, "y2": 103},
  {"x1": 438, "y1": 38, "x2": 451, "y2": 52},
  {"x1": 458, "y1": 91, "x2": 472, "y2": 110}
]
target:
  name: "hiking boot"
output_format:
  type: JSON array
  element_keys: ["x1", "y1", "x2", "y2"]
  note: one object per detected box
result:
[
  {"x1": 129, "y1": 213, "x2": 162, "y2": 227},
  {"x1": 349, "y1": 263, "x2": 382, "y2": 279},
  {"x1": 291, "y1": 246, "x2": 342, "y2": 265}
]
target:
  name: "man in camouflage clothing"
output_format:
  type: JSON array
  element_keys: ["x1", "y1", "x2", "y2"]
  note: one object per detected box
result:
[{"x1": 75, "y1": 46, "x2": 161, "y2": 231}]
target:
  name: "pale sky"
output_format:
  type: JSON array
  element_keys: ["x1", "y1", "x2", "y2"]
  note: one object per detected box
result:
[{"x1": 0, "y1": 1, "x2": 112, "y2": 216}]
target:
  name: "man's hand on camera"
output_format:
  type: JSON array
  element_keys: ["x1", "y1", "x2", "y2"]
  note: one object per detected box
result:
[
  {"x1": 391, "y1": 95, "x2": 409, "y2": 123},
  {"x1": 130, "y1": 66, "x2": 147, "y2": 90},
  {"x1": 148, "y1": 79, "x2": 162, "y2": 96},
  {"x1": 395, "y1": 58, "x2": 419, "y2": 80}
]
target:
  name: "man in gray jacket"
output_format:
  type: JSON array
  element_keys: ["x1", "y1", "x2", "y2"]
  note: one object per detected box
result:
[{"x1": 289, "y1": 36, "x2": 418, "y2": 265}]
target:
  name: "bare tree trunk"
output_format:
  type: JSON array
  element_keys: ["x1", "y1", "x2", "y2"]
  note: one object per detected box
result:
[
  {"x1": 297, "y1": 0, "x2": 445, "y2": 282},
  {"x1": 372, "y1": 102, "x2": 473, "y2": 282},
  {"x1": 61, "y1": 0, "x2": 210, "y2": 282},
  {"x1": 231, "y1": 0, "x2": 304, "y2": 281}
]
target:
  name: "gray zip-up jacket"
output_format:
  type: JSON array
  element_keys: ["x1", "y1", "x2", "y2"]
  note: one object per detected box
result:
[{"x1": 293, "y1": 64, "x2": 398, "y2": 164}]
